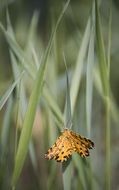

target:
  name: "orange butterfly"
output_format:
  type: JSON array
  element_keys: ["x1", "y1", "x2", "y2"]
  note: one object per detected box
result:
[{"x1": 45, "y1": 129, "x2": 94, "y2": 162}]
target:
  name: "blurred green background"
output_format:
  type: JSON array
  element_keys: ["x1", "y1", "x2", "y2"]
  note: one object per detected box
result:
[{"x1": 0, "y1": 0, "x2": 119, "y2": 189}]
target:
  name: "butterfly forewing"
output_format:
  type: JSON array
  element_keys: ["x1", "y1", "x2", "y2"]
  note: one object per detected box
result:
[
  {"x1": 68, "y1": 130, "x2": 94, "y2": 157},
  {"x1": 45, "y1": 132, "x2": 74, "y2": 162}
]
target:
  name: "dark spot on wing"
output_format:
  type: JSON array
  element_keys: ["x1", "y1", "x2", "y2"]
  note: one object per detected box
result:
[
  {"x1": 57, "y1": 159, "x2": 61, "y2": 162},
  {"x1": 80, "y1": 152, "x2": 83, "y2": 156},
  {"x1": 55, "y1": 155, "x2": 59, "y2": 160},
  {"x1": 54, "y1": 143, "x2": 57, "y2": 147},
  {"x1": 84, "y1": 137, "x2": 88, "y2": 141},
  {"x1": 85, "y1": 150, "x2": 89, "y2": 156}
]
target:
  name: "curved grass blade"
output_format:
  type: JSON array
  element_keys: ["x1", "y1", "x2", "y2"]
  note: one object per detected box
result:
[
  {"x1": 11, "y1": 0, "x2": 70, "y2": 187},
  {"x1": 0, "y1": 72, "x2": 24, "y2": 110},
  {"x1": 0, "y1": 96, "x2": 13, "y2": 154}
]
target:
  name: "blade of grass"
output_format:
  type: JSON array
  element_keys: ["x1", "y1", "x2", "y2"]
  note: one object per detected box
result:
[
  {"x1": 106, "y1": 3, "x2": 112, "y2": 190},
  {"x1": 86, "y1": 3, "x2": 95, "y2": 190},
  {"x1": 62, "y1": 55, "x2": 72, "y2": 190},
  {"x1": 0, "y1": 96, "x2": 13, "y2": 189},
  {"x1": 86, "y1": 11, "x2": 95, "y2": 138},
  {"x1": 10, "y1": 50, "x2": 28, "y2": 118},
  {"x1": 23, "y1": 11, "x2": 40, "y2": 73},
  {"x1": 95, "y1": 0, "x2": 108, "y2": 95},
  {"x1": 94, "y1": 68, "x2": 119, "y2": 125},
  {"x1": 62, "y1": 159, "x2": 73, "y2": 190},
  {"x1": 46, "y1": 111, "x2": 59, "y2": 189},
  {"x1": 11, "y1": 0, "x2": 70, "y2": 187},
  {"x1": 0, "y1": 96, "x2": 13, "y2": 154},
  {"x1": 29, "y1": 141, "x2": 38, "y2": 172},
  {"x1": 0, "y1": 71, "x2": 24, "y2": 110},
  {"x1": 70, "y1": 16, "x2": 91, "y2": 116},
  {"x1": 73, "y1": 155, "x2": 87, "y2": 190},
  {"x1": 63, "y1": 54, "x2": 72, "y2": 129},
  {"x1": 107, "y1": 0, "x2": 112, "y2": 76},
  {"x1": 10, "y1": 49, "x2": 39, "y2": 185},
  {"x1": 95, "y1": 0, "x2": 111, "y2": 189},
  {"x1": 43, "y1": 86, "x2": 64, "y2": 129}
]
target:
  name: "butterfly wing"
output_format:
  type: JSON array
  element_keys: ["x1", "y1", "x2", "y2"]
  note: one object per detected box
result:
[
  {"x1": 45, "y1": 132, "x2": 74, "y2": 162},
  {"x1": 69, "y1": 130, "x2": 94, "y2": 157}
]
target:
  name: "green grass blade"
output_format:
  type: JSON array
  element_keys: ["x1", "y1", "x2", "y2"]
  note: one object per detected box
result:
[
  {"x1": 94, "y1": 68, "x2": 119, "y2": 125},
  {"x1": 86, "y1": 5, "x2": 95, "y2": 138},
  {"x1": 62, "y1": 160, "x2": 73, "y2": 190},
  {"x1": 11, "y1": 0, "x2": 70, "y2": 187},
  {"x1": 107, "y1": 1, "x2": 112, "y2": 77},
  {"x1": 70, "y1": 17, "x2": 91, "y2": 116},
  {"x1": 29, "y1": 141, "x2": 38, "y2": 172},
  {"x1": 62, "y1": 57, "x2": 73, "y2": 190},
  {"x1": 85, "y1": 5, "x2": 95, "y2": 190},
  {"x1": 73, "y1": 155, "x2": 87, "y2": 190},
  {"x1": 0, "y1": 72, "x2": 24, "y2": 110},
  {"x1": 10, "y1": 49, "x2": 29, "y2": 121},
  {"x1": 95, "y1": 0, "x2": 111, "y2": 189},
  {"x1": 1, "y1": 96, "x2": 13, "y2": 153},
  {"x1": 11, "y1": 52, "x2": 46, "y2": 188},
  {"x1": 95, "y1": 0, "x2": 108, "y2": 95},
  {"x1": 63, "y1": 55, "x2": 72, "y2": 129},
  {"x1": 43, "y1": 86, "x2": 64, "y2": 129}
]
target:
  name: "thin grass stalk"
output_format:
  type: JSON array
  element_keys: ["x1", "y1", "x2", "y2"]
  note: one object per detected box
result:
[
  {"x1": 72, "y1": 155, "x2": 87, "y2": 190},
  {"x1": 63, "y1": 54, "x2": 72, "y2": 129},
  {"x1": 46, "y1": 111, "x2": 58, "y2": 189},
  {"x1": 85, "y1": 3, "x2": 95, "y2": 189},
  {"x1": 95, "y1": 0, "x2": 111, "y2": 189},
  {"x1": 43, "y1": 86, "x2": 64, "y2": 129},
  {"x1": 14, "y1": 82, "x2": 21, "y2": 157},
  {"x1": 62, "y1": 56, "x2": 72, "y2": 190},
  {"x1": 9, "y1": 50, "x2": 23, "y2": 158},
  {"x1": 1, "y1": 96, "x2": 13, "y2": 153},
  {"x1": 86, "y1": 7, "x2": 95, "y2": 138},
  {"x1": 107, "y1": 0, "x2": 112, "y2": 76},
  {"x1": 105, "y1": 93, "x2": 110, "y2": 190},
  {"x1": 62, "y1": 160, "x2": 73, "y2": 190},
  {"x1": 105, "y1": 2, "x2": 112, "y2": 189},
  {"x1": 70, "y1": 17, "x2": 91, "y2": 116}
]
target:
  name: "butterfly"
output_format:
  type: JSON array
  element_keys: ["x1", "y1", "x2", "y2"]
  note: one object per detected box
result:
[{"x1": 45, "y1": 128, "x2": 94, "y2": 162}]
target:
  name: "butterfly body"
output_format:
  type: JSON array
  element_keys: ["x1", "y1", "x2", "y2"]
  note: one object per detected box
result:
[{"x1": 45, "y1": 129, "x2": 94, "y2": 162}]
